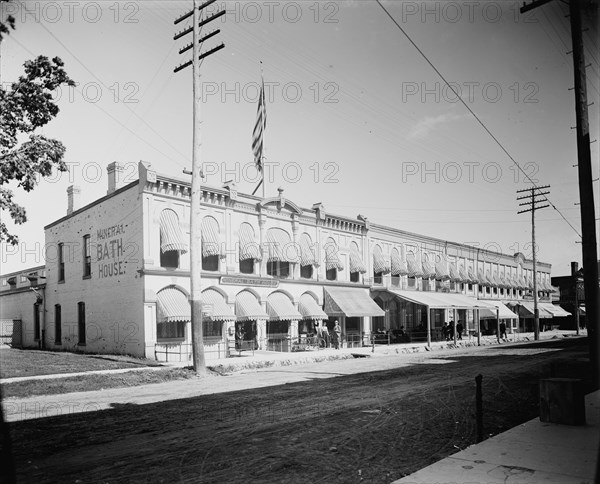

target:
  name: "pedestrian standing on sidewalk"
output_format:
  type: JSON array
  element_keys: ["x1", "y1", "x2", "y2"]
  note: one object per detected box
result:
[
  {"x1": 333, "y1": 320, "x2": 342, "y2": 349},
  {"x1": 322, "y1": 323, "x2": 330, "y2": 348},
  {"x1": 499, "y1": 321, "x2": 507, "y2": 341},
  {"x1": 456, "y1": 321, "x2": 463, "y2": 340}
]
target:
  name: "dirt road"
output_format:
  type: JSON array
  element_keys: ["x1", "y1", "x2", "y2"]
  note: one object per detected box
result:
[{"x1": 5, "y1": 338, "x2": 591, "y2": 483}]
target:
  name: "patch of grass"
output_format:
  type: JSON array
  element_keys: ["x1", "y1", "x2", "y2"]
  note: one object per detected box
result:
[
  {"x1": 0, "y1": 347, "x2": 163, "y2": 379},
  {"x1": 1, "y1": 368, "x2": 197, "y2": 399}
]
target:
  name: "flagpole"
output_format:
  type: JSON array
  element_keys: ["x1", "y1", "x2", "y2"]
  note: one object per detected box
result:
[{"x1": 260, "y1": 61, "x2": 266, "y2": 200}]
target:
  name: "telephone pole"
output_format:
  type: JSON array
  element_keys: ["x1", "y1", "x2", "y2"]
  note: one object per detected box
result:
[
  {"x1": 517, "y1": 185, "x2": 550, "y2": 341},
  {"x1": 173, "y1": 0, "x2": 225, "y2": 375},
  {"x1": 521, "y1": 0, "x2": 599, "y2": 386}
]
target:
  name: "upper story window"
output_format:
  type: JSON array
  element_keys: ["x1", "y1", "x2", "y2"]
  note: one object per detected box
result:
[
  {"x1": 58, "y1": 243, "x2": 65, "y2": 282},
  {"x1": 238, "y1": 223, "x2": 261, "y2": 275},
  {"x1": 160, "y1": 209, "x2": 188, "y2": 269},
  {"x1": 83, "y1": 235, "x2": 91, "y2": 277},
  {"x1": 324, "y1": 237, "x2": 344, "y2": 281},
  {"x1": 202, "y1": 216, "x2": 225, "y2": 272},
  {"x1": 265, "y1": 228, "x2": 294, "y2": 279},
  {"x1": 298, "y1": 233, "x2": 317, "y2": 280}
]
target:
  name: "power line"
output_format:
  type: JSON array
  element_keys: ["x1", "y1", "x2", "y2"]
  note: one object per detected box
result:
[{"x1": 375, "y1": 0, "x2": 582, "y2": 239}]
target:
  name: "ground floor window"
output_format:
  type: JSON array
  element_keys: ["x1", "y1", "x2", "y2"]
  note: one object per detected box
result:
[
  {"x1": 54, "y1": 304, "x2": 62, "y2": 344},
  {"x1": 78, "y1": 302, "x2": 86, "y2": 345},
  {"x1": 157, "y1": 320, "x2": 186, "y2": 340},
  {"x1": 298, "y1": 319, "x2": 317, "y2": 335},
  {"x1": 34, "y1": 303, "x2": 40, "y2": 340},
  {"x1": 267, "y1": 320, "x2": 289, "y2": 336},
  {"x1": 203, "y1": 319, "x2": 222, "y2": 337}
]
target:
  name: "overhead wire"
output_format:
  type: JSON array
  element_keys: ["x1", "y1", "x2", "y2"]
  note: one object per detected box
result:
[{"x1": 375, "y1": 0, "x2": 583, "y2": 239}]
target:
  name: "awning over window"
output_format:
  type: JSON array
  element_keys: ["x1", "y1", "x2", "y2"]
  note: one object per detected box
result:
[
  {"x1": 202, "y1": 217, "x2": 224, "y2": 258},
  {"x1": 421, "y1": 258, "x2": 435, "y2": 279},
  {"x1": 516, "y1": 301, "x2": 553, "y2": 318},
  {"x1": 391, "y1": 250, "x2": 408, "y2": 276},
  {"x1": 349, "y1": 245, "x2": 367, "y2": 274},
  {"x1": 478, "y1": 300, "x2": 518, "y2": 319},
  {"x1": 157, "y1": 287, "x2": 190, "y2": 322},
  {"x1": 298, "y1": 233, "x2": 317, "y2": 266},
  {"x1": 489, "y1": 272, "x2": 501, "y2": 287},
  {"x1": 406, "y1": 253, "x2": 423, "y2": 277},
  {"x1": 458, "y1": 266, "x2": 471, "y2": 283},
  {"x1": 160, "y1": 209, "x2": 188, "y2": 254},
  {"x1": 202, "y1": 289, "x2": 236, "y2": 322},
  {"x1": 467, "y1": 267, "x2": 479, "y2": 284},
  {"x1": 449, "y1": 262, "x2": 462, "y2": 282},
  {"x1": 267, "y1": 292, "x2": 302, "y2": 321},
  {"x1": 324, "y1": 287, "x2": 385, "y2": 317},
  {"x1": 324, "y1": 241, "x2": 344, "y2": 271},
  {"x1": 384, "y1": 289, "x2": 496, "y2": 310},
  {"x1": 298, "y1": 293, "x2": 328, "y2": 320},
  {"x1": 478, "y1": 269, "x2": 490, "y2": 286},
  {"x1": 539, "y1": 302, "x2": 571, "y2": 317},
  {"x1": 239, "y1": 223, "x2": 262, "y2": 262},
  {"x1": 265, "y1": 228, "x2": 294, "y2": 263},
  {"x1": 235, "y1": 291, "x2": 269, "y2": 321},
  {"x1": 373, "y1": 246, "x2": 391, "y2": 274},
  {"x1": 518, "y1": 275, "x2": 528, "y2": 290},
  {"x1": 435, "y1": 257, "x2": 450, "y2": 281}
]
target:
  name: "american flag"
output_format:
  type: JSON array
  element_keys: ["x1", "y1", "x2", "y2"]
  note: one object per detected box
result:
[{"x1": 252, "y1": 79, "x2": 266, "y2": 172}]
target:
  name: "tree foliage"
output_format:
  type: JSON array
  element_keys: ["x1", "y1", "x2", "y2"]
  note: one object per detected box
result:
[{"x1": 1, "y1": 0, "x2": 75, "y2": 244}]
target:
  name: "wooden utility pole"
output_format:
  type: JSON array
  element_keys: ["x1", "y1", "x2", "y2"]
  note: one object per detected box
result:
[
  {"x1": 174, "y1": 0, "x2": 225, "y2": 375},
  {"x1": 517, "y1": 185, "x2": 550, "y2": 341},
  {"x1": 521, "y1": 0, "x2": 599, "y2": 386}
]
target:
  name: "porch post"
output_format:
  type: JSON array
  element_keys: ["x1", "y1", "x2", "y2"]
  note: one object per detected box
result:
[{"x1": 426, "y1": 306, "x2": 431, "y2": 348}]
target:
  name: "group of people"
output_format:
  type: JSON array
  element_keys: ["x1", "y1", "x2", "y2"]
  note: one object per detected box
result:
[
  {"x1": 316, "y1": 320, "x2": 342, "y2": 349},
  {"x1": 442, "y1": 320, "x2": 464, "y2": 341}
]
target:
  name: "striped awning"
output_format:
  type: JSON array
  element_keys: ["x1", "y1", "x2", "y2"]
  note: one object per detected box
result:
[
  {"x1": 265, "y1": 228, "x2": 294, "y2": 263},
  {"x1": 477, "y1": 269, "x2": 490, "y2": 286},
  {"x1": 449, "y1": 262, "x2": 461, "y2": 282},
  {"x1": 373, "y1": 246, "x2": 391, "y2": 274},
  {"x1": 324, "y1": 287, "x2": 385, "y2": 317},
  {"x1": 527, "y1": 275, "x2": 534, "y2": 290},
  {"x1": 298, "y1": 233, "x2": 317, "y2": 267},
  {"x1": 539, "y1": 302, "x2": 571, "y2": 317},
  {"x1": 202, "y1": 289, "x2": 236, "y2": 322},
  {"x1": 160, "y1": 209, "x2": 188, "y2": 254},
  {"x1": 349, "y1": 245, "x2": 367, "y2": 274},
  {"x1": 235, "y1": 291, "x2": 268, "y2": 321},
  {"x1": 517, "y1": 301, "x2": 553, "y2": 318},
  {"x1": 298, "y1": 293, "x2": 328, "y2": 320},
  {"x1": 324, "y1": 241, "x2": 344, "y2": 271},
  {"x1": 391, "y1": 250, "x2": 408, "y2": 276},
  {"x1": 157, "y1": 287, "x2": 190, "y2": 323},
  {"x1": 406, "y1": 253, "x2": 423, "y2": 277},
  {"x1": 421, "y1": 258, "x2": 436, "y2": 279},
  {"x1": 479, "y1": 300, "x2": 519, "y2": 319},
  {"x1": 497, "y1": 273, "x2": 509, "y2": 288},
  {"x1": 435, "y1": 256, "x2": 450, "y2": 281},
  {"x1": 239, "y1": 223, "x2": 262, "y2": 262},
  {"x1": 467, "y1": 267, "x2": 479, "y2": 284},
  {"x1": 519, "y1": 275, "x2": 529, "y2": 290},
  {"x1": 458, "y1": 265, "x2": 470, "y2": 283},
  {"x1": 267, "y1": 292, "x2": 302, "y2": 321},
  {"x1": 201, "y1": 217, "x2": 224, "y2": 258},
  {"x1": 384, "y1": 289, "x2": 496, "y2": 310},
  {"x1": 489, "y1": 271, "x2": 500, "y2": 287}
]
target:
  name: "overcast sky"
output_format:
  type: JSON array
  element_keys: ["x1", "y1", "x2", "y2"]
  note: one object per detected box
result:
[{"x1": 1, "y1": 0, "x2": 598, "y2": 275}]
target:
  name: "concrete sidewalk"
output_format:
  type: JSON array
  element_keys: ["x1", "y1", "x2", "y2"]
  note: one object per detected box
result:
[{"x1": 395, "y1": 390, "x2": 600, "y2": 484}]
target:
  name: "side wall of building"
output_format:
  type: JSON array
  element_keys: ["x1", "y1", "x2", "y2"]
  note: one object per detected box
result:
[{"x1": 43, "y1": 184, "x2": 145, "y2": 356}]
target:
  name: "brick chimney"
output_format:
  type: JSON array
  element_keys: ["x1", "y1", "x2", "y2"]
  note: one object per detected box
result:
[
  {"x1": 107, "y1": 162, "x2": 125, "y2": 194},
  {"x1": 67, "y1": 185, "x2": 81, "y2": 215},
  {"x1": 571, "y1": 261, "x2": 579, "y2": 276}
]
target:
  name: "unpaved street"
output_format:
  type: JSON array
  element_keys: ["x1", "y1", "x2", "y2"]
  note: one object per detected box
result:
[{"x1": 5, "y1": 338, "x2": 591, "y2": 483}]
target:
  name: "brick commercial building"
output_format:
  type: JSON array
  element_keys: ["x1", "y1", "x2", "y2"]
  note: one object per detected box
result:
[{"x1": 0, "y1": 162, "x2": 562, "y2": 361}]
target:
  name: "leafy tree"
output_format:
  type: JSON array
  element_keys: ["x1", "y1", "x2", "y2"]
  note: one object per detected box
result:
[{"x1": 1, "y1": 0, "x2": 75, "y2": 244}]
